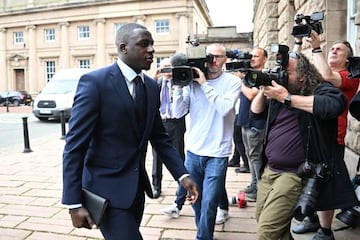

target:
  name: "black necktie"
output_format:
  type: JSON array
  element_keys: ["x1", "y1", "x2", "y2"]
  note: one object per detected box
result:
[{"x1": 134, "y1": 76, "x2": 147, "y2": 132}]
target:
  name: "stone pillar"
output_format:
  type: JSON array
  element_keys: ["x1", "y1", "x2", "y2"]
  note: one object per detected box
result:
[
  {"x1": 0, "y1": 28, "x2": 7, "y2": 90},
  {"x1": 133, "y1": 15, "x2": 146, "y2": 25},
  {"x1": 26, "y1": 25, "x2": 37, "y2": 92},
  {"x1": 94, "y1": 18, "x2": 106, "y2": 67},
  {"x1": 176, "y1": 12, "x2": 189, "y2": 52},
  {"x1": 59, "y1": 22, "x2": 70, "y2": 69}
]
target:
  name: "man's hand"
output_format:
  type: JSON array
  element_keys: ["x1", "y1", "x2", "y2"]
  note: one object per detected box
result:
[
  {"x1": 153, "y1": 68, "x2": 162, "y2": 81},
  {"x1": 69, "y1": 207, "x2": 97, "y2": 229},
  {"x1": 181, "y1": 176, "x2": 199, "y2": 204},
  {"x1": 262, "y1": 80, "x2": 288, "y2": 102},
  {"x1": 191, "y1": 67, "x2": 206, "y2": 85},
  {"x1": 305, "y1": 30, "x2": 321, "y2": 49}
]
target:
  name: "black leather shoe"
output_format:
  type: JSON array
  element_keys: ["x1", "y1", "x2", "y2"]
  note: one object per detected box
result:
[
  {"x1": 292, "y1": 216, "x2": 320, "y2": 234},
  {"x1": 234, "y1": 166, "x2": 250, "y2": 174},
  {"x1": 152, "y1": 189, "x2": 161, "y2": 198},
  {"x1": 238, "y1": 166, "x2": 250, "y2": 173},
  {"x1": 228, "y1": 159, "x2": 240, "y2": 167}
]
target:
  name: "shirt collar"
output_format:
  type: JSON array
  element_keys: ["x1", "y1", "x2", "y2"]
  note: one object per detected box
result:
[{"x1": 117, "y1": 58, "x2": 144, "y2": 83}]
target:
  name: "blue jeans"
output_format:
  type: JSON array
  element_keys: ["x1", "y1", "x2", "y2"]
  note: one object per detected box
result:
[{"x1": 185, "y1": 151, "x2": 228, "y2": 240}]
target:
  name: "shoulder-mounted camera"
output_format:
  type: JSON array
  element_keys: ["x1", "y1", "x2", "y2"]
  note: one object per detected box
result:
[{"x1": 171, "y1": 37, "x2": 213, "y2": 86}]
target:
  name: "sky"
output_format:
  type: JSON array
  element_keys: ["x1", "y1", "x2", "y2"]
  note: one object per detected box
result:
[{"x1": 205, "y1": 0, "x2": 254, "y2": 33}]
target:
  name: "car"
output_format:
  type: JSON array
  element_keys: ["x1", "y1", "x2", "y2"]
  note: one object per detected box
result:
[
  {"x1": 32, "y1": 68, "x2": 93, "y2": 121},
  {"x1": 0, "y1": 90, "x2": 33, "y2": 106}
]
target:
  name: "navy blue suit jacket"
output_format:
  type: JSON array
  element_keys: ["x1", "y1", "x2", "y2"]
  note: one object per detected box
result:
[{"x1": 62, "y1": 63, "x2": 187, "y2": 208}]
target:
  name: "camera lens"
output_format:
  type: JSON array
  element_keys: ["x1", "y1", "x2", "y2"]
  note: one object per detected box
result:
[{"x1": 294, "y1": 177, "x2": 319, "y2": 221}]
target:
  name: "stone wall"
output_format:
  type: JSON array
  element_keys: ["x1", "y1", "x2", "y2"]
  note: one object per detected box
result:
[{"x1": 252, "y1": 0, "x2": 360, "y2": 158}]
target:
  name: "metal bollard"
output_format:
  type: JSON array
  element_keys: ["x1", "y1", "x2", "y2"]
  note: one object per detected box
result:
[
  {"x1": 6, "y1": 98, "x2": 9, "y2": 112},
  {"x1": 22, "y1": 117, "x2": 32, "y2": 153},
  {"x1": 60, "y1": 110, "x2": 66, "y2": 139}
]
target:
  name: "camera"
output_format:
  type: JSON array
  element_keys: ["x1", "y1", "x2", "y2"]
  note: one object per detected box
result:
[
  {"x1": 171, "y1": 37, "x2": 214, "y2": 86},
  {"x1": 160, "y1": 67, "x2": 172, "y2": 73},
  {"x1": 347, "y1": 56, "x2": 360, "y2": 78},
  {"x1": 291, "y1": 11, "x2": 324, "y2": 38},
  {"x1": 294, "y1": 162, "x2": 330, "y2": 221},
  {"x1": 335, "y1": 174, "x2": 360, "y2": 228},
  {"x1": 243, "y1": 44, "x2": 289, "y2": 88},
  {"x1": 225, "y1": 49, "x2": 252, "y2": 72}
]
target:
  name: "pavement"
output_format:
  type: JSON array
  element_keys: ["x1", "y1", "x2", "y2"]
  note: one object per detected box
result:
[{"x1": 0, "y1": 106, "x2": 359, "y2": 240}]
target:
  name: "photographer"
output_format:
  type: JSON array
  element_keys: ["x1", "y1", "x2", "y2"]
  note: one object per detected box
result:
[
  {"x1": 251, "y1": 51, "x2": 347, "y2": 239},
  {"x1": 151, "y1": 58, "x2": 187, "y2": 200},
  {"x1": 172, "y1": 43, "x2": 241, "y2": 240},
  {"x1": 292, "y1": 31, "x2": 359, "y2": 239},
  {"x1": 236, "y1": 47, "x2": 268, "y2": 202}
]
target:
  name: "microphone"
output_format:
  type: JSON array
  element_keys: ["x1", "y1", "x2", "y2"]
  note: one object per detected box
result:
[{"x1": 171, "y1": 53, "x2": 188, "y2": 67}]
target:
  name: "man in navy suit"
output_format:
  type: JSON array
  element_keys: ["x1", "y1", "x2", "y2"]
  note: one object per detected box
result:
[{"x1": 62, "y1": 23, "x2": 199, "y2": 240}]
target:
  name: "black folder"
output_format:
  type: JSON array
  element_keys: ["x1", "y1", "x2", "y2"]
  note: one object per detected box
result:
[{"x1": 82, "y1": 188, "x2": 109, "y2": 226}]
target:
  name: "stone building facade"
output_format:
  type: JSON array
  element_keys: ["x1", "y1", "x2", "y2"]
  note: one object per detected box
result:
[
  {"x1": 0, "y1": 0, "x2": 252, "y2": 97},
  {"x1": 252, "y1": 0, "x2": 360, "y2": 173},
  {"x1": 0, "y1": 0, "x2": 215, "y2": 94}
]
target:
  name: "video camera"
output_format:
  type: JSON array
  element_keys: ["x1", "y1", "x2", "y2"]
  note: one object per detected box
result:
[
  {"x1": 291, "y1": 11, "x2": 324, "y2": 38},
  {"x1": 347, "y1": 56, "x2": 360, "y2": 78},
  {"x1": 243, "y1": 44, "x2": 289, "y2": 88},
  {"x1": 225, "y1": 49, "x2": 252, "y2": 72},
  {"x1": 171, "y1": 37, "x2": 214, "y2": 86}
]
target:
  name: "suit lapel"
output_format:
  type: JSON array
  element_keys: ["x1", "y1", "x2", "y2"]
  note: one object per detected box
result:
[{"x1": 109, "y1": 63, "x2": 142, "y2": 140}]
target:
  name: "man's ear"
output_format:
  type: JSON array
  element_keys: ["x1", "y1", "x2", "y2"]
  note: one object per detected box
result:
[{"x1": 119, "y1": 43, "x2": 127, "y2": 54}]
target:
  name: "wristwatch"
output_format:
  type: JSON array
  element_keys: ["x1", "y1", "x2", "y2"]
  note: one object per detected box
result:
[{"x1": 284, "y1": 93, "x2": 292, "y2": 109}]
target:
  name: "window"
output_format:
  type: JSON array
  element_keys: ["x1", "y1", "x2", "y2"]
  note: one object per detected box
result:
[
  {"x1": 78, "y1": 25, "x2": 90, "y2": 39},
  {"x1": 79, "y1": 59, "x2": 91, "y2": 68},
  {"x1": 155, "y1": 20, "x2": 169, "y2": 34},
  {"x1": 44, "y1": 28, "x2": 55, "y2": 42},
  {"x1": 45, "y1": 61, "x2": 56, "y2": 82},
  {"x1": 14, "y1": 31, "x2": 24, "y2": 44}
]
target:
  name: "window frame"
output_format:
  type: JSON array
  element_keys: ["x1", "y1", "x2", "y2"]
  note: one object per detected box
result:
[
  {"x1": 78, "y1": 59, "x2": 91, "y2": 68},
  {"x1": 45, "y1": 61, "x2": 56, "y2": 82},
  {"x1": 155, "y1": 19, "x2": 170, "y2": 34},
  {"x1": 14, "y1": 31, "x2": 24, "y2": 44},
  {"x1": 78, "y1": 25, "x2": 90, "y2": 39},
  {"x1": 44, "y1": 28, "x2": 55, "y2": 42}
]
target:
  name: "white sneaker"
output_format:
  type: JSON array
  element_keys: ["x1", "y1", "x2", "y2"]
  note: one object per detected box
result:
[
  {"x1": 215, "y1": 207, "x2": 230, "y2": 224},
  {"x1": 160, "y1": 204, "x2": 180, "y2": 218}
]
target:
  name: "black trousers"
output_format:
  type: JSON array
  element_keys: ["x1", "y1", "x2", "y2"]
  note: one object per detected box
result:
[
  {"x1": 152, "y1": 116, "x2": 186, "y2": 191},
  {"x1": 233, "y1": 116, "x2": 249, "y2": 167}
]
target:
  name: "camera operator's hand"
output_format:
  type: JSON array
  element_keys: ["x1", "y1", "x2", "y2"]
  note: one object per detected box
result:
[
  {"x1": 231, "y1": 71, "x2": 244, "y2": 79},
  {"x1": 262, "y1": 80, "x2": 288, "y2": 103},
  {"x1": 153, "y1": 68, "x2": 162, "y2": 81},
  {"x1": 305, "y1": 30, "x2": 321, "y2": 49},
  {"x1": 191, "y1": 67, "x2": 206, "y2": 85}
]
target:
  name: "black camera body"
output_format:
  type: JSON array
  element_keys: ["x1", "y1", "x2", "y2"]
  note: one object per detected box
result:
[
  {"x1": 243, "y1": 44, "x2": 289, "y2": 88},
  {"x1": 291, "y1": 11, "x2": 324, "y2": 38},
  {"x1": 225, "y1": 49, "x2": 252, "y2": 72},
  {"x1": 347, "y1": 56, "x2": 360, "y2": 78},
  {"x1": 294, "y1": 162, "x2": 330, "y2": 221},
  {"x1": 171, "y1": 38, "x2": 213, "y2": 86}
]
